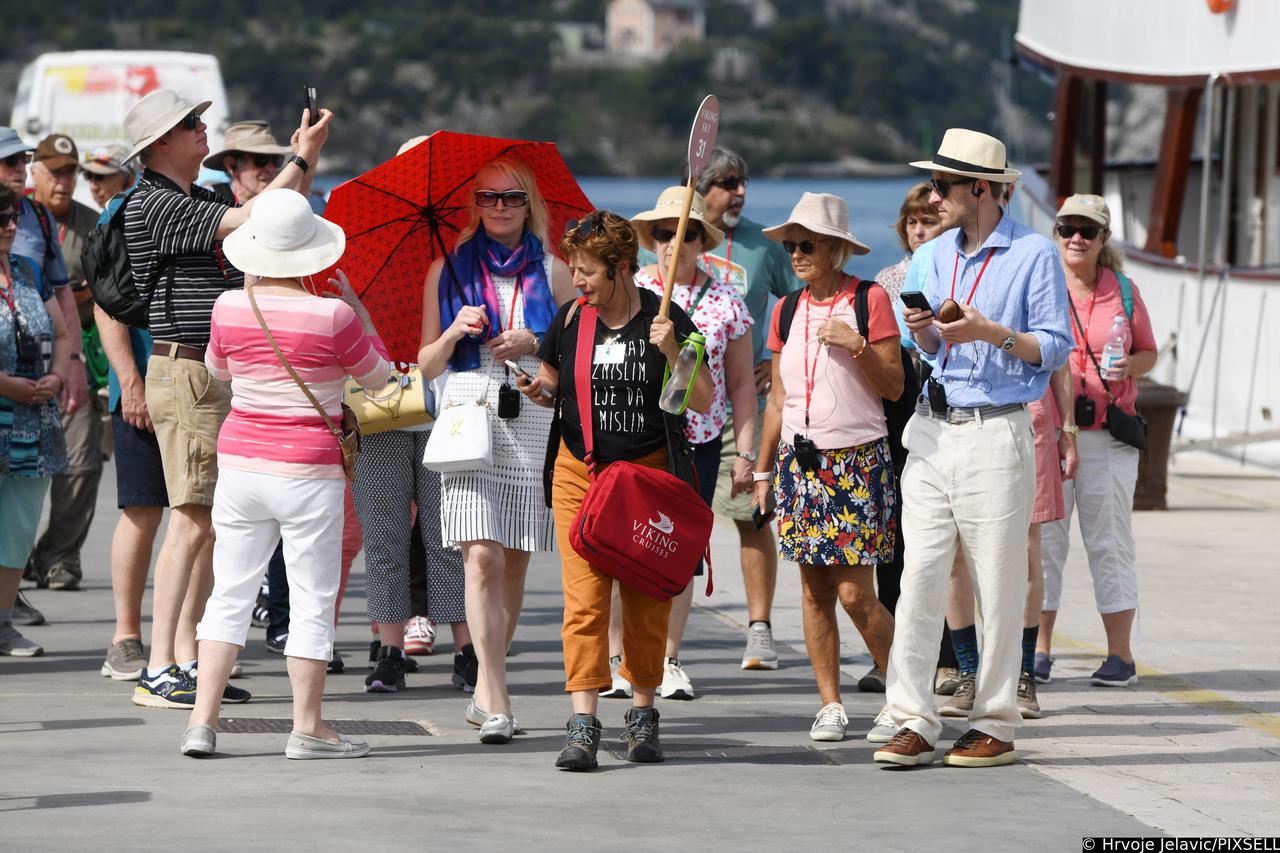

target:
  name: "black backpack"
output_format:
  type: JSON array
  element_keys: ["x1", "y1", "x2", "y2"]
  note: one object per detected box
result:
[
  {"x1": 777, "y1": 279, "x2": 920, "y2": 473},
  {"x1": 80, "y1": 184, "x2": 175, "y2": 328}
]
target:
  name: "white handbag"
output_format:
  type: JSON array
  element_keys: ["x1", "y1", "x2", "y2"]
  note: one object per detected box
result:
[{"x1": 422, "y1": 401, "x2": 493, "y2": 472}]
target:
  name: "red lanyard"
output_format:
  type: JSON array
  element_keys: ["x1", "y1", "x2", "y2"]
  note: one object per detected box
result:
[
  {"x1": 656, "y1": 268, "x2": 713, "y2": 318},
  {"x1": 1070, "y1": 283, "x2": 1101, "y2": 388},
  {"x1": 941, "y1": 248, "x2": 996, "y2": 369},
  {"x1": 504, "y1": 279, "x2": 524, "y2": 333},
  {"x1": 802, "y1": 277, "x2": 846, "y2": 428},
  {"x1": 0, "y1": 271, "x2": 15, "y2": 314}
]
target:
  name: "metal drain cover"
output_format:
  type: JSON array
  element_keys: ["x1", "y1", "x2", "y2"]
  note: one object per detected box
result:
[{"x1": 218, "y1": 718, "x2": 433, "y2": 736}]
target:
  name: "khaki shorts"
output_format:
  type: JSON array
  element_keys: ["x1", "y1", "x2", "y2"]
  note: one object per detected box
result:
[
  {"x1": 711, "y1": 399, "x2": 774, "y2": 522},
  {"x1": 145, "y1": 352, "x2": 231, "y2": 508}
]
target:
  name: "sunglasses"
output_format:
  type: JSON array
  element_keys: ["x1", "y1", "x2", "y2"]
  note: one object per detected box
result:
[
  {"x1": 930, "y1": 177, "x2": 975, "y2": 198},
  {"x1": 709, "y1": 175, "x2": 748, "y2": 192},
  {"x1": 2, "y1": 152, "x2": 32, "y2": 168},
  {"x1": 474, "y1": 190, "x2": 529, "y2": 209},
  {"x1": 240, "y1": 153, "x2": 284, "y2": 169},
  {"x1": 178, "y1": 111, "x2": 202, "y2": 131},
  {"x1": 84, "y1": 171, "x2": 118, "y2": 183},
  {"x1": 783, "y1": 238, "x2": 828, "y2": 255},
  {"x1": 565, "y1": 211, "x2": 607, "y2": 240},
  {"x1": 0, "y1": 211, "x2": 21, "y2": 227},
  {"x1": 1055, "y1": 223, "x2": 1102, "y2": 240},
  {"x1": 651, "y1": 225, "x2": 703, "y2": 244}
]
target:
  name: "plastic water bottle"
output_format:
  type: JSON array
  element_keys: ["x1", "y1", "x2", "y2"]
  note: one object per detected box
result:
[
  {"x1": 1100, "y1": 315, "x2": 1129, "y2": 380},
  {"x1": 659, "y1": 333, "x2": 706, "y2": 414}
]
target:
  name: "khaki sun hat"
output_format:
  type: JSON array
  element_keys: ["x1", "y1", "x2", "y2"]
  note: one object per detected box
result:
[
  {"x1": 910, "y1": 128, "x2": 1021, "y2": 183},
  {"x1": 222, "y1": 188, "x2": 345, "y2": 279},
  {"x1": 123, "y1": 88, "x2": 212, "y2": 164},
  {"x1": 1056, "y1": 193, "x2": 1110, "y2": 228},
  {"x1": 81, "y1": 144, "x2": 136, "y2": 177},
  {"x1": 202, "y1": 121, "x2": 293, "y2": 172},
  {"x1": 763, "y1": 192, "x2": 871, "y2": 256},
  {"x1": 630, "y1": 186, "x2": 724, "y2": 252},
  {"x1": 34, "y1": 134, "x2": 79, "y2": 171}
]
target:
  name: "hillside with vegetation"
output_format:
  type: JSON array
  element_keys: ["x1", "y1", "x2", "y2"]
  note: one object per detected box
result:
[{"x1": 2, "y1": 0, "x2": 1053, "y2": 176}]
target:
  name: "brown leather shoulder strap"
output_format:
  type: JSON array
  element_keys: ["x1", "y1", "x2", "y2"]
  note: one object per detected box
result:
[{"x1": 245, "y1": 286, "x2": 342, "y2": 438}]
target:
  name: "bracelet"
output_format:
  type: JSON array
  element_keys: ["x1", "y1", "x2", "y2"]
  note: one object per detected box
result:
[
  {"x1": 1060, "y1": 424, "x2": 1080, "y2": 437},
  {"x1": 752, "y1": 471, "x2": 772, "y2": 482},
  {"x1": 68, "y1": 352, "x2": 82, "y2": 362},
  {"x1": 287, "y1": 154, "x2": 310, "y2": 174},
  {"x1": 851, "y1": 337, "x2": 867, "y2": 358}
]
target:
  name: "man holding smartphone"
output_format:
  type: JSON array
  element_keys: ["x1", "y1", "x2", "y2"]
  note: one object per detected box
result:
[{"x1": 872, "y1": 128, "x2": 1072, "y2": 769}]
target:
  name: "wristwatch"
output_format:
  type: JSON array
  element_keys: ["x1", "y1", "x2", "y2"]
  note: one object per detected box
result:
[
  {"x1": 68, "y1": 352, "x2": 82, "y2": 362},
  {"x1": 287, "y1": 154, "x2": 310, "y2": 174},
  {"x1": 1060, "y1": 424, "x2": 1080, "y2": 437},
  {"x1": 752, "y1": 471, "x2": 772, "y2": 483},
  {"x1": 999, "y1": 331, "x2": 1017, "y2": 351},
  {"x1": 736, "y1": 450, "x2": 758, "y2": 463}
]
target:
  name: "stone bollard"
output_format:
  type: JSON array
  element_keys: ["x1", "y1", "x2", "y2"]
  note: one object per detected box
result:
[{"x1": 1133, "y1": 378, "x2": 1188, "y2": 511}]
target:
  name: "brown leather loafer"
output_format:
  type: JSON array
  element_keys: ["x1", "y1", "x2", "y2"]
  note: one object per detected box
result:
[
  {"x1": 872, "y1": 727, "x2": 936, "y2": 766},
  {"x1": 942, "y1": 729, "x2": 1016, "y2": 767}
]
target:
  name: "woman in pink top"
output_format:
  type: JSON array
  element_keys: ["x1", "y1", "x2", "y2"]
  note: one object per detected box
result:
[
  {"x1": 1039, "y1": 195, "x2": 1157, "y2": 689},
  {"x1": 751, "y1": 193, "x2": 904, "y2": 743},
  {"x1": 181, "y1": 189, "x2": 392, "y2": 760}
]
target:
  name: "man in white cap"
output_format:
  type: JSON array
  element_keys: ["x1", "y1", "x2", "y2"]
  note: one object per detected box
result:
[
  {"x1": 873, "y1": 128, "x2": 1072, "y2": 768},
  {"x1": 81, "y1": 144, "x2": 138, "y2": 210},
  {"x1": 203, "y1": 121, "x2": 293, "y2": 203},
  {"x1": 118, "y1": 87, "x2": 332, "y2": 710}
]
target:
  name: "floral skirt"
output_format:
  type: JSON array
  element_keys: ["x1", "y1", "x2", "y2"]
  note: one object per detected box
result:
[{"x1": 774, "y1": 436, "x2": 896, "y2": 567}]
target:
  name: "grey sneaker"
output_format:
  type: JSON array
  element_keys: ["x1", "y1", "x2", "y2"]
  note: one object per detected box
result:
[
  {"x1": 865, "y1": 704, "x2": 897, "y2": 743},
  {"x1": 479, "y1": 713, "x2": 515, "y2": 745},
  {"x1": 285, "y1": 731, "x2": 370, "y2": 760},
  {"x1": 101, "y1": 638, "x2": 146, "y2": 680},
  {"x1": 934, "y1": 666, "x2": 961, "y2": 695},
  {"x1": 1017, "y1": 672, "x2": 1042, "y2": 719},
  {"x1": 741, "y1": 622, "x2": 778, "y2": 670},
  {"x1": 622, "y1": 706, "x2": 663, "y2": 763},
  {"x1": 939, "y1": 673, "x2": 975, "y2": 717},
  {"x1": 180, "y1": 724, "x2": 217, "y2": 757},
  {"x1": 11, "y1": 591, "x2": 45, "y2": 626},
  {"x1": 809, "y1": 702, "x2": 848, "y2": 742},
  {"x1": 0, "y1": 623, "x2": 43, "y2": 657},
  {"x1": 46, "y1": 563, "x2": 82, "y2": 591},
  {"x1": 556, "y1": 714, "x2": 602, "y2": 771}
]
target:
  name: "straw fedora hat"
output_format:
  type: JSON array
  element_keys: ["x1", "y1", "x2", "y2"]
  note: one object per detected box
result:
[
  {"x1": 202, "y1": 121, "x2": 292, "y2": 172},
  {"x1": 123, "y1": 88, "x2": 212, "y2": 164},
  {"x1": 762, "y1": 192, "x2": 871, "y2": 255},
  {"x1": 910, "y1": 128, "x2": 1021, "y2": 183},
  {"x1": 631, "y1": 186, "x2": 724, "y2": 252},
  {"x1": 222, "y1": 189, "x2": 345, "y2": 279}
]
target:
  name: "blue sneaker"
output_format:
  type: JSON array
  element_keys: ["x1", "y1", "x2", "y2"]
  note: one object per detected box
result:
[
  {"x1": 1091, "y1": 655, "x2": 1137, "y2": 687},
  {"x1": 132, "y1": 664, "x2": 198, "y2": 709},
  {"x1": 1033, "y1": 652, "x2": 1053, "y2": 684}
]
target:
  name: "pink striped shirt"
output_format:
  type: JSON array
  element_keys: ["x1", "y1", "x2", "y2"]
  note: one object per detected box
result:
[{"x1": 206, "y1": 291, "x2": 392, "y2": 478}]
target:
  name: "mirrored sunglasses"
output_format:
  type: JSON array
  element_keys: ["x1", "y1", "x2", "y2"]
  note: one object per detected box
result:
[{"x1": 565, "y1": 212, "x2": 607, "y2": 239}]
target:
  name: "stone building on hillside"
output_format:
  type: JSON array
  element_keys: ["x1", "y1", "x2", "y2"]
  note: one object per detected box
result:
[{"x1": 605, "y1": 0, "x2": 706, "y2": 60}]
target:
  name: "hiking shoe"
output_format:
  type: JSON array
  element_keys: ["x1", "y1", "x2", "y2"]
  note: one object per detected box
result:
[
  {"x1": 1033, "y1": 652, "x2": 1052, "y2": 684},
  {"x1": 741, "y1": 622, "x2": 778, "y2": 670},
  {"x1": 1017, "y1": 672, "x2": 1042, "y2": 719},
  {"x1": 556, "y1": 714, "x2": 602, "y2": 771},
  {"x1": 12, "y1": 591, "x2": 45, "y2": 626},
  {"x1": 866, "y1": 704, "x2": 897, "y2": 743},
  {"x1": 858, "y1": 664, "x2": 886, "y2": 693},
  {"x1": 465, "y1": 700, "x2": 524, "y2": 735},
  {"x1": 934, "y1": 666, "x2": 961, "y2": 695},
  {"x1": 658, "y1": 657, "x2": 694, "y2": 701},
  {"x1": 365, "y1": 646, "x2": 407, "y2": 693},
  {"x1": 180, "y1": 724, "x2": 217, "y2": 757},
  {"x1": 101, "y1": 638, "x2": 146, "y2": 680},
  {"x1": 809, "y1": 702, "x2": 848, "y2": 742},
  {"x1": 265, "y1": 632, "x2": 288, "y2": 654},
  {"x1": 250, "y1": 591, "x2": 270, "y2": 629},
  {"x1": 46, "y1": 564, "x2": 82, "y2": 591},
  {"x1": 452, "y1": 643, "x2": 478, "y2": 693},
  {"x1": 328, "y1": 650, "x2": 345, "y2": 674},
  {"x1": 285, "y1": 731, "x2": 370, "y2": 760},
  {"x1": 873, "y1": 728, "x2": 936, "y2": 766},
  {"x1": 1091, "y1": 655, "x2": 1138, "y2": 687},
  {"x1": 403, "y1": 616, "x2": 437, "y2": 656},
  {"x1": 939, "y1": 673, "x2": 975, "y2": 717},
  {"x1": 0, "y1": 623, "x2": 43, "y2": 656},
  {"x1": 599, "y1": 654, "x2": 632, "y2": 699},
  {"x1": 622, "y1": 706, "x2": 663, "y2": 763},
  {"x1": 132, "y1": 665, "x2": 198, "y2": 709},
  {"x1": 479, "y1": 713, "x2": 515, "y2": 745},
  {"x1": 942, "y1": 728, "x2": 1016, "y2": 767}
]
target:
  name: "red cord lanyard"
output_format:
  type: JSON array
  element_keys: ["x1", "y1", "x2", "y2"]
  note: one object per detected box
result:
[
  {"x1": 504, "y1": 279, "x2": 524, "y2": 333},
  {"x1": 802, "y1": 278, "x2": 845, "y2": 429},
  {"x1": 940, "y1": 248, "x2": 996, "y2": 370},
  {"x1": 0, "y1": 271, "x2": 16, "y2": 314},
  {"x1": 1071, "y1": 283, "x2": 1100, "y2": 390},
  {"x1": 656, "y1": 268, "x2": 713, "y2": 318},
  {"x1": 701, "y1": 227, "x2": 733, "y2": 278}
]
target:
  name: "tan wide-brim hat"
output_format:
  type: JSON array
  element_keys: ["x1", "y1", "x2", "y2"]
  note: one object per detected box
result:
[
  {"x1": 222, "y1": 189, "x2": 345, "y2": 279},
  {"x1": 630, "y1": 186, "x2": 724, "y2": 252},
  {"x1": 202, "y1": 121, "x2": 292, "y2": 171},
  {"x1": 910, "y1": 128, "x2": 1021, "y2": 183},
  {"x1": 763, "y1": 192, "x2": 871, "y2": 255},
  {"x1": 1056, "y1": 193, "x2": 1110, "y2": 227},
  {"x1": 81, "y1": 144, "x2": 136, "y2": 177},
  {"x1": 123, "y1": 88, "x2": 212, "y2": 164}
]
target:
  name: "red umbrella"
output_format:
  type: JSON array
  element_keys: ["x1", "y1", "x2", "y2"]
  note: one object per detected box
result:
[{"x1": 322, "y1": 131, "x2": 594, "y2": 362}]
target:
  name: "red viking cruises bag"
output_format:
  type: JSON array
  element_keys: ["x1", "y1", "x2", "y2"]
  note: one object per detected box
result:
[{"x1": 567, "y1": 304, "x2": 713, "y2": 602}]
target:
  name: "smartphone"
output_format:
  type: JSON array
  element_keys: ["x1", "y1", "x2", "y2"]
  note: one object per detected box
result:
[
  {"x1": 303, "y1": 86, "x2": 319, "y2": 126},
  {"x1": 505, "y1": 360, "x2": 552, "y2": 399},
  {"x1": 900, "y1": 291, "x2": 933, "y2": 314},
  {"x1": 752, "y1": 504, "x2": 775, "y2": 531}
]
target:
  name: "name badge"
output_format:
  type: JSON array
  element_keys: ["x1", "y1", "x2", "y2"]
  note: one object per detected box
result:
[{"x1": 594, "y1": 343, "x2": 625, "y2": 365}]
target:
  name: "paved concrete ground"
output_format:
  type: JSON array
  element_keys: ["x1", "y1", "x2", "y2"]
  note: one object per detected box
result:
[{"x1": 3, "y1": 451, "x2": 1277, "y2": 850}]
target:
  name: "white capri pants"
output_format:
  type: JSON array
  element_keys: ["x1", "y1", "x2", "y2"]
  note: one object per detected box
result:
[
  {"x1": 1040, "y1": 429, "x2": 1140, "y2": 614},
  {"x1": 198, "y1": 467, "x2": 346, "y2": 661}
]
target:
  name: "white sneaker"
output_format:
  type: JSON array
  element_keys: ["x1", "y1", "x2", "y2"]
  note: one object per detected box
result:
[
  {"x1": 809, "y1": 702, "x2": 848, "y2": 742},
  {"x1": 599, "y1": 654, "x2": 632, "y2": 699},
  {"x1": 658, "y1": 657, "x2": 694, "y2": 701},
  {"x1": 479, "y1": 713, "x2": 515, "y2": 745},
  {"x1": 403, "y1": 616, "x2": 436, "y2": 656},
  {"x1": 866, "y1": 704, "x2": 896, "y2": 743},
  {"x1": 741, "y1": 622, "x2": 778, "y2": 670}
]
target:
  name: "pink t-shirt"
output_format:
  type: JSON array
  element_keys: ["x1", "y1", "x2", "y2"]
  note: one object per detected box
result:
[
  {"x1": 766, "y1": 278, "x2": 901, "y2": 450},
  {"x1": 206, "y1": 291, "x2": 392, "y2": 478},
  {"x1": 1067, "y1": 269, "x2": 1157, "y2": 428}
]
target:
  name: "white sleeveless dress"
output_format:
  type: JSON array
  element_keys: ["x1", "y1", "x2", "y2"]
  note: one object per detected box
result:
[{"x1": 437, "y1": 256, "x2": 555, "y2": 551}]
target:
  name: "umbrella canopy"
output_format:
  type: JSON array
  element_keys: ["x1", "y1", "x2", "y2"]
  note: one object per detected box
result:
[{"x1": 322, "y1": 131, "x2": 594, "y2": 363}]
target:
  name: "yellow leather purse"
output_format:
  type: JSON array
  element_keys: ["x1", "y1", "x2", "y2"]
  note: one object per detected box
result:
[{"x1": 343, "y1": 368, "x2": 435, "y2": 435}]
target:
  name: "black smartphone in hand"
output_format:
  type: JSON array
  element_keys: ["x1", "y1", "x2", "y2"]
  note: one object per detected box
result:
[
  {"x1": 900, "y1": 291, "x2": 933, "y2": 314},
  {"x1": 752, "y1": 504, "x2": 775, "y2": 531},
  {"x1": 303, "y1": 86, "x2": 319, "y2": 126}
]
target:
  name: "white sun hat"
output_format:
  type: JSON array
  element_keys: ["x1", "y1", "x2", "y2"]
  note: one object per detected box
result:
[
  {"x1": 123, "y1": 88, "x2": 212, "y2": 164},
  {"x1": 762, "y1": 192, "x2": 871, "y2": 255},
  {"x1": 222, "y1": 189, "x2": 345, "y2": 279},
  {"x1": 910, "y1": 128, "x2": 1021, "y2": 183}
]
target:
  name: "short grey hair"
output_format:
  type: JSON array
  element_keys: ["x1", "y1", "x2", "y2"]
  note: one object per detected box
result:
[{"x1": 682, "y1": 146, "x2": 749, "y2": 195}]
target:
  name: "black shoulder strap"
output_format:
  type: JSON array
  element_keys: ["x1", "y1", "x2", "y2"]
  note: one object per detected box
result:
[
  {"x1": 30, "y1": 199, "x2": 56, "y2": 263},
  {"x1": 776, "y1": 289, "x2": 804, "y2": 345},
  {"x1": 854, "y1": 278, "x2": 874, "y2": 338}
]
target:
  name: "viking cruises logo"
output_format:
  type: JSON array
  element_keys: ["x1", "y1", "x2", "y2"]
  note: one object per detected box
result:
[
  {"x1": 648, "y1": 512, "x2": 674, "y2": 534},
  {"x1": 633, "y1": 509, "x2": 679, "y2": 556}
]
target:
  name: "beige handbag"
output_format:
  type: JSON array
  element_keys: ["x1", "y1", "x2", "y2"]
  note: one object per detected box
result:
[{"x1": 343, "y1": 368, "x2": 435, "y2": 435}]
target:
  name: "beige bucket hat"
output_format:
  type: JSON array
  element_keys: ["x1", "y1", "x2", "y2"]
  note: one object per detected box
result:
[
  {"x1": 123, "y1": 88, "x2": 212, "y2": 164},
  {"x1": 763, "y1": 192, "x2": 871, "y2": 255},
  {"x1": 910, "y1": 128, "x2": 1021, "y2": 182},
  {"x1": 202, "y1": 121, "x2": 292, "y2": 172},
  {"x1": 222, "y1": 189, "x2": 345, "y2": 279},
  {"x1": 81, "y1": 144, "x2": 137, "y2": 177},
  {"x1": 630, "y1": 186, "x2": 724, "y2": 252},
  {"x1": 1056, "y1": 194, "x2": 1110, "y2": 227}
]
